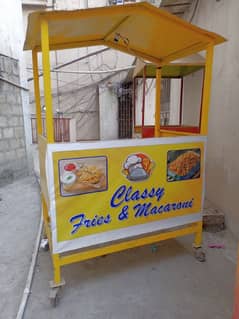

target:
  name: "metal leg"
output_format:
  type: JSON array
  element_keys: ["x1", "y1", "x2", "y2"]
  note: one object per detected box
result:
[
  {"x1": 41, "y1": 196, "x2": 50, "y2": 251},
  {"x1": 193, "y1": 221, "x2": 203, "y2": 248},
  {"x1": 49, "y1": 254, "x2": 65, "y2": 307},
  {"x1": 193, "y1": 222, "x2": 206, "y2": 262},
  {"x1": 53, "y1": 254, "x2": 61, "y2": 284}
]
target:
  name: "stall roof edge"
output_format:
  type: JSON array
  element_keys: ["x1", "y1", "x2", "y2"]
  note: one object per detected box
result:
[
  {"x1": 24, "y1": 2, "x2": 226, "y2": 65},
  {"x1": 133, "y1": 54, "x2": 206, "y2": 78}
]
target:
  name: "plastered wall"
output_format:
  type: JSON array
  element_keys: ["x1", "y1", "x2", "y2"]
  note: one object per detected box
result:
[{"x1": 189, "y1": 0, "x2": 239, "y2": 239}]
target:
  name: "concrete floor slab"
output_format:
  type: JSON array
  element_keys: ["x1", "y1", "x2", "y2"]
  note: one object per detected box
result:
[
  {"x1": 0, "y1": 176, "x2": 41, "y2": 319},
  {"x1": 25, "y1": 232, "x2": 237, "y2": 319}
]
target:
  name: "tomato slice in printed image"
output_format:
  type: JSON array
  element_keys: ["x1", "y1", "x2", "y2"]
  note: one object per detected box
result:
[
  {"x1": 64, "y1": 163, "x2": 77, "y2": 171},
  {"x1": 136, "y1": 153, "x2": 152, "y2": 173}
]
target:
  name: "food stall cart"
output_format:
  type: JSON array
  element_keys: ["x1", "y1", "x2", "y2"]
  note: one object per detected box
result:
[
  {"x1": 132, "y1": 54, "x2": 205, "y2": 138},
  {"x1": 24, "y1": 2, "x2": 226, "y2": 305}
]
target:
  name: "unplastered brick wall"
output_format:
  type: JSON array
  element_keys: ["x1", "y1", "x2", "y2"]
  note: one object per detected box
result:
[{"x1": 0, "y1": 54, "x2": 28, "y2": 186}]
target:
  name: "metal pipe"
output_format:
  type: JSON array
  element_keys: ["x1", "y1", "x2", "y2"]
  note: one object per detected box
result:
[
  {"x1": 32, "y1": 49, "x2": 43, "y2": 135},
  {"x1": 154, "y1": 67, "x2": 161, "y2": 137},
  {"x1": 141, "y1": 66, "x2": 146, "y2": 138},
  {"x1": 82, "y1": 0, "x2": 88, "y2": 8},
  {"x1": 27, "y1": 48, "x2": 110, "y2": 81},
  {"x1": 179, "y1": 77, "x2": 184, "y2": 125},
  {"x1": 48, "y1": 65, "x2": 135, "y2": 74},
  {"x1": 41, "y1": 18, "x2": 54, "y2": 142},
  {"x1": 0, "y1": 76, "x2": 29, "y2": 91}
]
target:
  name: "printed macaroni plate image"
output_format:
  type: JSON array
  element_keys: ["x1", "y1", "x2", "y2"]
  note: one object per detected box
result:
[
  {"x1": 58, "y1": 156, "x2": 108, "y2": 196},
  {"x1": 167, "y1": 149, "x2": 201, "y2": 182}
]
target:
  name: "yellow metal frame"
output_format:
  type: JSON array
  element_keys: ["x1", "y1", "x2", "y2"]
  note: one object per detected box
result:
[
  {"x1": 29, "y1": 8, "x2": 221, "y2": 286},
  {"x1": 200, "y1": 46, "x2": 214, "y2": 135},
  {"x1": 41, "y1": 19, "x2": 54, "y2": 143},
  {"x1": 154, "y1": 68, "x2": 161, "y2": 137}
]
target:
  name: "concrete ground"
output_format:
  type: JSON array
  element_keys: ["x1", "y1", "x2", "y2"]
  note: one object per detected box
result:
[
  {"x1": 0, "y1": 176, "x2": 41, "y2": 319},
  {"x1": 0, "y1": 176, "x2": 237, "y2": 319},
  {"x1": 26, "y1": 232, "x2": 237, "y2": 319}
]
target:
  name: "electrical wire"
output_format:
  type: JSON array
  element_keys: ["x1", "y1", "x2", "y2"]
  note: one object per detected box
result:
[
  {"x1": 189, "y1": 0, "x2": 200, "y2": 22},
  {"x1": 0, "y1": 76, "x2": 29, "y2": 91},
  {"x1": 27, "y1": 47, "x2": 111, "y2": 82}
]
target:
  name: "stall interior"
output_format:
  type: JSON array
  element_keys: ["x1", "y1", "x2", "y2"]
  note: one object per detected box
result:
[{"x1": 133, "y1": 54, "x2": 205, "y2": 138}]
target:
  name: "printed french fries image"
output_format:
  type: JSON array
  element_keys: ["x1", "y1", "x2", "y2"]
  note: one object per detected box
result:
[{"x1": 59, "y1": 157, "x2": 107, "y2": 196}]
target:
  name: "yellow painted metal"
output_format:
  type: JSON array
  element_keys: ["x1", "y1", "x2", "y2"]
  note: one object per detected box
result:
[
  {"x1": 42, "y1": 195, "x2": 53, "y2": 252},
  {"x1": 42, "y1": 194, "x2": 50, "y2": 224},
  {"x1": 134, "y1": 127, "x2": 197, "y2": 137},
  {"x1": 60, "y1": 223, "x2": 199, "y2": 267},
  {"x1": 40, "y1": 19, "x2": 54, "y2": 143},
  {"x1": 52, "y1": 254, "x2": 61, "y2": 284},
  {"x1": 154, "y1": 68, "x2": 161, "y2": 137},
  {"x1": 160, "y1": 129, "x2": 197, "y2": 137},
  {"x1": 24, "y1": 2, "x2": 226, "y2": 67},
  {"x1": 104, "y1": 39, "x2": 163, "y2": 67},
  {"x1": 32, "y1": 49, "x2": 42, "y2": 135},
  {"x1": 200, "y1": 45, "x2": 214, "y2": 135},
  {"x1": 193, "y1": 221, "x2": 203, "y2": 248}
]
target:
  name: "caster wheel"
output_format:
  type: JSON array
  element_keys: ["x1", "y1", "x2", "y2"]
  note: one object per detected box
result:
[
  {"x1": 49, "y1": 279, "x2": 65, "y2": 307},
  {"x1": 40, "y1": 238, "x2": 49, "y2": 252},
  {"x1": 50, "y1": 293, "x2": 59, "y2": 307},
  {"x1": 42, "y1": 242, "x2": 49, "y2": 252},
  {"x1": 194, "y1": 248, "x2": 206, "y2": 262},
  {"x1": 49, "y1": 288, "x2": 60, "y2": 307}
]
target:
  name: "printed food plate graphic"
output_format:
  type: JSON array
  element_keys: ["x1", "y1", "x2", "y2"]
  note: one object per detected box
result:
[
  {"x1": 167, "y1": 149, "x2": 201, "y2": 182},
  {"x1": 122, "y1": 153, "x2": 155, "y2": 181},
  {"x1": 59, "y1": 156, "x2": 108, "y2": 196}
]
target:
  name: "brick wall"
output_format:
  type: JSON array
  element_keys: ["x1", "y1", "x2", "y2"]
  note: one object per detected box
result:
[{"x1": 0, "y1": 54, "x2": 28, "y2": 186}]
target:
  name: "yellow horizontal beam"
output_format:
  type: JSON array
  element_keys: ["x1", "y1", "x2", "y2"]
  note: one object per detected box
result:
[
  {"x1": 161, "y1": 41, "x2": 213, "y2": 65},
  {"x1": 160, "y1": 129, "x2": 198, "y2": 136},
  {"x1": 60, "y1": 223, "x2": 199, "y2": 266}
]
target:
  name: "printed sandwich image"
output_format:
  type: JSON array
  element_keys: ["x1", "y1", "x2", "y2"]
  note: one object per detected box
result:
[
  {"x1": 122, "y1": 153, "x2": 154, "y2": 181},
  {"x1": 59, "y1": 156, "x2": 107, "y2": 196},
  {"x1": 167, "y1": 149, "x2": 201, "y2": 182}
]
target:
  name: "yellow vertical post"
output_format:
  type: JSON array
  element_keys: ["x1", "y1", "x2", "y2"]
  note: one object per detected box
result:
[
  {"x1": 52, "y1": 254, "x2": 61, "y2": 284},
  {"x1": 193, "y1": 221, "x2": 203, "y2": 248},
  {"x1": 154, "y1": 67, "x2": 161, "y2": 137},
  {"x1": 200, "y1": 45, "x2": 214, "y2": 135},
  {"x1": 41, "y1": 19, "x2": 54, "y2": 143},
  {"x1": 42, "y1": 194, "x2": 50, "y2": 224},
  {"x1": 32, "y1": 49, "x2": 43, "y2": 135}
]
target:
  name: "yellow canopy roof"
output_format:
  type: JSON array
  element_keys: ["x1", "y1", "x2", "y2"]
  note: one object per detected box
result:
[{"x1": 24, "y1": 2, "x2": 226, "y2": 65}]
